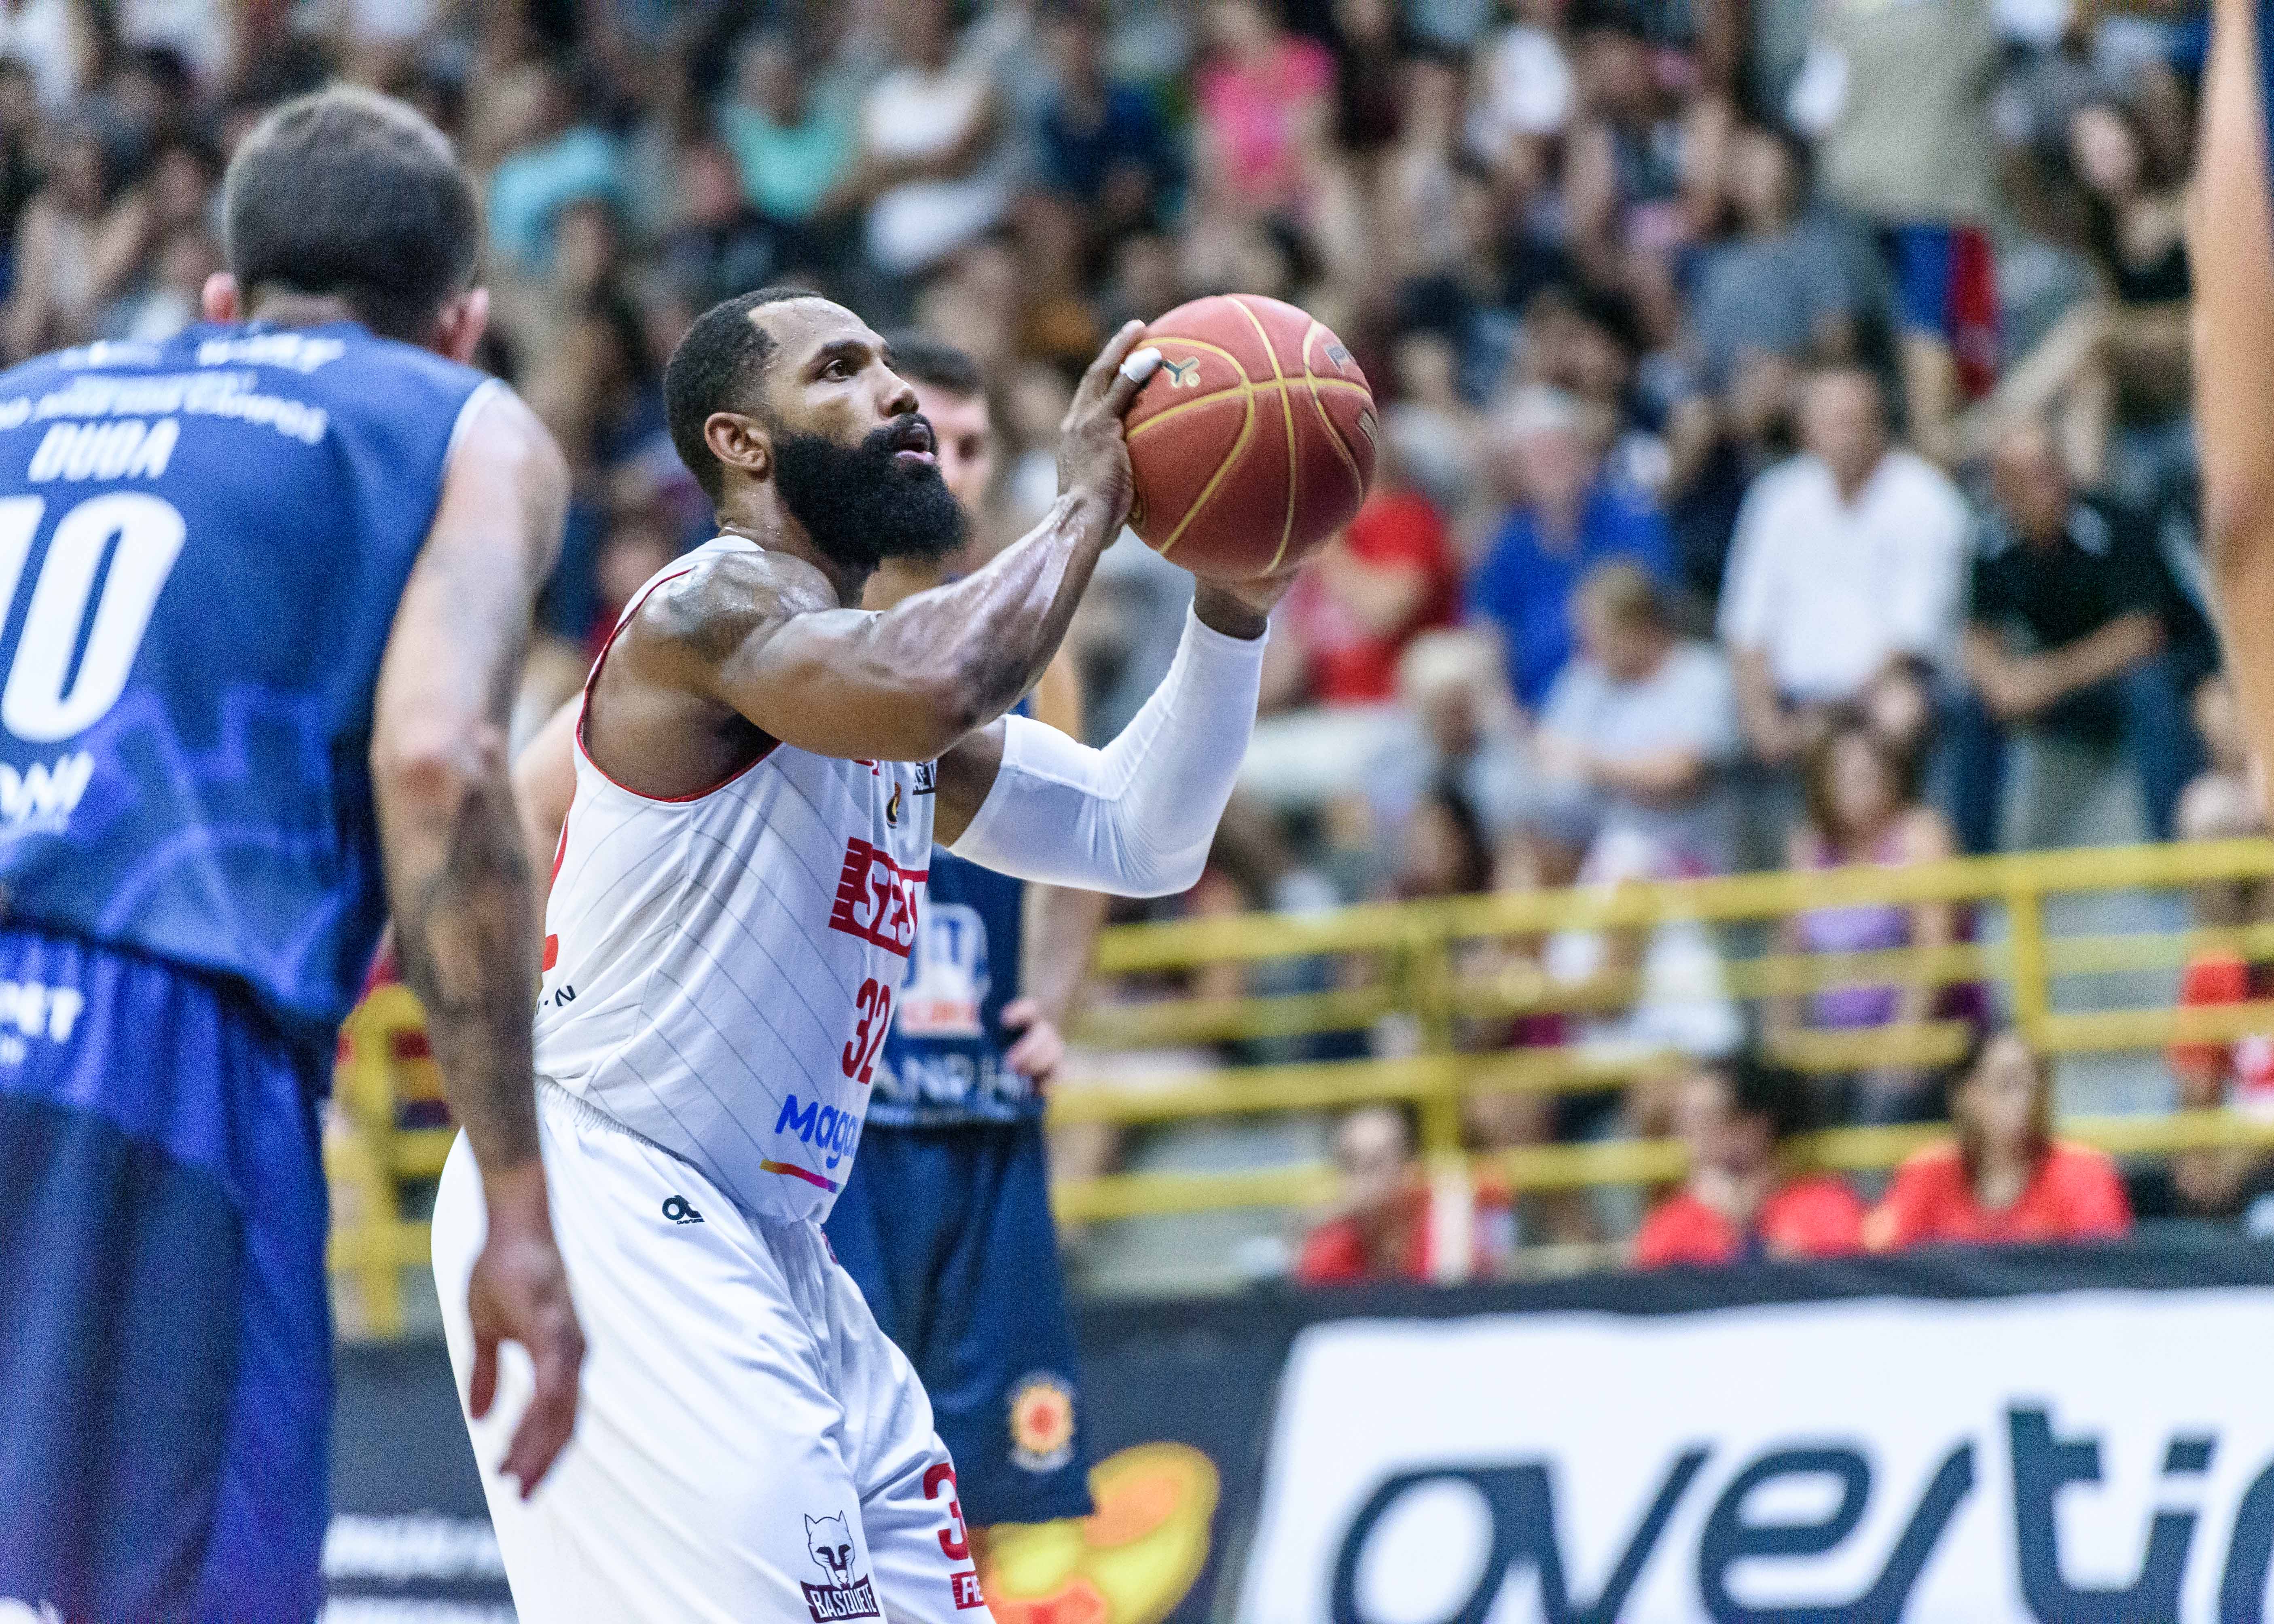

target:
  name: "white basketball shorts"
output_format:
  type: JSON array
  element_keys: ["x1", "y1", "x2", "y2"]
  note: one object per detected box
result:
[{"x1": 432, "y1": 1082, "x2": 993, "y2": 1623}]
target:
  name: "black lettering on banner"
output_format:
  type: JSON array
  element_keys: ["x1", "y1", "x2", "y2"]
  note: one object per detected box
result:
[
  {"x1": 2221, "y1": 1456, "x2": 2274, "y2": 1619},
  {"x1": 1329, "y1": 1451, "x2": 1708, "y2": 1624},
  {"x1": 2011, "y1": 1407, "x2": 2191, "y2": 1624},
  {"x1": 1696, "y1": 1442, "x2": 1974, "y2": 1624}
]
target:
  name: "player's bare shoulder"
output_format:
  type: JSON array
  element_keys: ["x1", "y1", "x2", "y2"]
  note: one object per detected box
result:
[{"x1": 631, "y1": 542, "x2": 838, "y2": 673}]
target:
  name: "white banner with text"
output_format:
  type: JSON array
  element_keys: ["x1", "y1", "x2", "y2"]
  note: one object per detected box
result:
[{"x1": 1239, "y1": 1285, "x2": 2274, "y2": 1624}]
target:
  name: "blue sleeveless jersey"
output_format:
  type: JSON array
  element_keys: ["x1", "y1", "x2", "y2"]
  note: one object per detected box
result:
[
  {"x1": 0, "y1": 323, "x2": 491, "y2": 1048},
  {"x1": 872, "y1": 704, "x2": 1042, "y2": 1126}
]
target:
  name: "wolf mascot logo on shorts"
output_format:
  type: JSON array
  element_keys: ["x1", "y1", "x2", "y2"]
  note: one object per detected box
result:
[{"x1": 801, "y1": 1513, "x2": 881, "y2": 1621}]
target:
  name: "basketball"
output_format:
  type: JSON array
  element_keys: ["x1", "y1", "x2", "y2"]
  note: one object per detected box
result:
[{"x1": 1122, "y1": 294, "x2": 1377, "y2": 582}]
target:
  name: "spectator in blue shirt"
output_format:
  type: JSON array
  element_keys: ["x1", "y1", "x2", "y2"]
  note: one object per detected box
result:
[
  {"x1": 1036, "y1": 0, "x2": 1175, "y2": 241},
  {"x1": 1468, "y1": 385, "x2": 1677, "y2": 710},
  {"x1": 488, "y1": 62, "x2": 625, "y2": 274}
]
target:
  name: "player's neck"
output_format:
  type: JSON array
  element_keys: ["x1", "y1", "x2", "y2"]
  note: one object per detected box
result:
[
  {"x1": 239, "y1": 291, "x2": 367, "y2": 333},
  {"x1": 864, "y1": 557, "x2": 948, "y2": 611}
]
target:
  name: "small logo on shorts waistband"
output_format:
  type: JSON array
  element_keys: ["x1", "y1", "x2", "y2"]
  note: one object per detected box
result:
[{"x1": 661, "y1": 1194, "x2": 703, "y2": 1225}]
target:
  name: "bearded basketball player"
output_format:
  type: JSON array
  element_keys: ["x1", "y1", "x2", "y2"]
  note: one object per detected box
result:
[{"x1": 432, "y1": 290, "x2": 1288, "y2": 1619}]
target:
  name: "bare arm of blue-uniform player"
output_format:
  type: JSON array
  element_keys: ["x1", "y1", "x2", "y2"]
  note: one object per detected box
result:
[{"x1": 372, "y1": 383, "x2": 585, "y2": 1497}]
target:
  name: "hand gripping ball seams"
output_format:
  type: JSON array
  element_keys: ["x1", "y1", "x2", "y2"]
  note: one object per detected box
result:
[{"x1": 1122, "y1": 293, "x2": 1376, "y2": 582}]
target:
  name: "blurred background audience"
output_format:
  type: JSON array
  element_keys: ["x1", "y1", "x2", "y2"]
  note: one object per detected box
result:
[{"x1": 88, "y1": 0, "x2": 2255, "y2": 1279}]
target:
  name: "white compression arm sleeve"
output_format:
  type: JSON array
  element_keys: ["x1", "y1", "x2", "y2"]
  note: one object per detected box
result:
[{"x1": 947, "y1": 608, "x2": 1266, "y2": 897}]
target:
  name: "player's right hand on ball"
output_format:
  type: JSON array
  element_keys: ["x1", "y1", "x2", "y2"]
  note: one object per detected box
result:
[
  {"x1": 467, "y1": 1162, "x2": 586, "y2": 1497},
  {"x1": 1057, "y1": 319, "x2": 1161, "y2": 528}
]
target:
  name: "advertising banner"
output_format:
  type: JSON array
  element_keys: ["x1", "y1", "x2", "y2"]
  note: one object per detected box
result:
[
  {"x1": 1239, "y1": 1259, "x2": 2274, "y2": 1624},
  {"x1": 327, "y1": 1240, "x2": 2274, "y2": 1624}
]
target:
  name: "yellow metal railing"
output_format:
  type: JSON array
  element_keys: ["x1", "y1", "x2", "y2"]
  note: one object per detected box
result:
[
  {"x1": 324, "y1": 839, "x2": 2274, "y2": 1322},
  {"x1": 1046, "y1": 837, "x2": 2274, "y2": 1222}
]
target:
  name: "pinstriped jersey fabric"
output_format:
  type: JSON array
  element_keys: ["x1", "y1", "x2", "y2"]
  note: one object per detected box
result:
[{"x1": 534, "y1": 536, "x2": 935, "y2": 1222}]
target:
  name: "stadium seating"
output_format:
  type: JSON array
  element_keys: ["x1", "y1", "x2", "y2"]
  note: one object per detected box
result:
[{"x1": 324, "y1": 838, "x2": 2274, "y2": 1327}]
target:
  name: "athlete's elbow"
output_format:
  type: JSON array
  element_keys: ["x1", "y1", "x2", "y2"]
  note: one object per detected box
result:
[
  {"x1": 1114, "y1": 840, "x2": 1212, "y2": 900},
  {"x1": 372, "y1": 719, "x2": 511, "y2": 820}
]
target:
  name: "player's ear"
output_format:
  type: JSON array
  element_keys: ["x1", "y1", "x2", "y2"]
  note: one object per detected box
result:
[
  {"x1": 201, "y1": 273, "x2": 240, "y2": 323},
  {"x1": 704, "y1": 410, "x2": 772, "y2": 484},
  {"x1": 434, "y1": 286, "x2": 490, "y2": 366}
]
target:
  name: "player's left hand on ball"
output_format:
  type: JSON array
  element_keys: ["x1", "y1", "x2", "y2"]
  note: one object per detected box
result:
[
  {"x1": 1001, "y1": 997, "x2": 1067, "y2": 1091},
  {"x1": 466, "y1": 1169, "x2": 586, "y2": 1498}
]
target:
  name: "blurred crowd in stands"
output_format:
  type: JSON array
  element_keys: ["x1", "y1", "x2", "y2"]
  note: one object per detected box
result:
[{"x1": 32, "y1": 0, "x2": 2268, "y2": 1278}]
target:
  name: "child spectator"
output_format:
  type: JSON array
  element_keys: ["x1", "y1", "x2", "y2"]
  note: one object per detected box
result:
[
  {"x1": 1633, "y1": 1057, "x2": 1865, "y2": 1267},
  {"x1": 1865, "y1": 1027, "x2": 2131, "y2": 1250}
]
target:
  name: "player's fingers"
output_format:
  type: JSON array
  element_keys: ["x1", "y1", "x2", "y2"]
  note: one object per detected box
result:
[
  {"x1": 468, "y1": 1333, "x2": 499, "y2": 1420},
  {"x1": 1006, "y1": 1021, "x2": 1064, "y2": 1080},
  {"x1": 1073, "y1": 320, "x2": 1145, "y2": 410},
  {"x1": 1000, "y1": 996, "x2": 1040, "y2": 1032},
  {"x1": 504, "y1": 1318, "x2": 584, "y2": 1496},
  {"x1": 1101, "y1": 346, "x2": 1162, "y2": 419}
]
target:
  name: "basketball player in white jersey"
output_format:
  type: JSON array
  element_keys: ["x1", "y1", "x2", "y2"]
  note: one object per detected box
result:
[{"x1": 432, "y1": 288, "x2": 1287, "y2": 1620}]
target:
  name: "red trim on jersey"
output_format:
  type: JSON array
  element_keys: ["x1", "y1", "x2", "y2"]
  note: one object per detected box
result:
[{"x1": 574, "y1": 559, "x2": 780, "y2": 805}]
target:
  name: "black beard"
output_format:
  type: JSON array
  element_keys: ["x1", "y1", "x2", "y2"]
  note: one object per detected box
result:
[{"x1": 771, "y1": 415, "x2": 965, "y2": 574}]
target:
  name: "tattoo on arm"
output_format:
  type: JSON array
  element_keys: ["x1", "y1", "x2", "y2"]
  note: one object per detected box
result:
[{"x1": 390, "y1": 759, "x2": 542, "y2": 1169}]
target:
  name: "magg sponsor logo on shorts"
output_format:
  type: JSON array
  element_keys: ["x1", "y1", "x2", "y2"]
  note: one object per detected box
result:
[{"x1": 799, "y1": 1512, "x2": 879, "y2": 1622}]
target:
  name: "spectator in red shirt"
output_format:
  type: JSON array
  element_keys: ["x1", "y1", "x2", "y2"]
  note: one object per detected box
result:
[
  {"x1": 1634, "y1": 1057, "x2": 1865, "y2": 1267},
  {"x1": 1296, "y1": 1105, "x2": 1513, "y2": 1285},
  {"x1": 1866, "y1": 1028, "x2": 2131, "y2": 1250},
  {"x1": 1276, "y1": 464, "x2": 1461, "y2": 706}
]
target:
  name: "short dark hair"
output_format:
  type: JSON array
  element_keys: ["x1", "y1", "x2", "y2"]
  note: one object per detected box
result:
[
  {"x1": 881, "y1": 330, "x2": 983, "y2": 399},
  {"x1": 1724, "y1": 1055, "x2": 1817, "y2": 1144},
  {"x1": 663, "y1": 286, "x2": 820, "y2": 503},
  {"x1": 222, "y1": 85, "x2": 480, "y2": 343}
]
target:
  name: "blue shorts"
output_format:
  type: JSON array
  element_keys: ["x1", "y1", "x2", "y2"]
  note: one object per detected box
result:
[
  {"x1": 0, "y1": 926, "x2": 330, "y2": 1623},
  {"x1": 825, "y1": 1118, "x2": 1094, "y2": 1527}
]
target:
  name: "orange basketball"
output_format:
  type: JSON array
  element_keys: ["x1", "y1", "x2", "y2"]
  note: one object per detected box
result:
[{"x1": 1122, "y1": 294, "x2": 1376, "y2": 582}]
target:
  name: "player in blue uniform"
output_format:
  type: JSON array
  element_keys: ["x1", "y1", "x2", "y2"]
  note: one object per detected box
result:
[
  {"x1": 822, "y1": 337, "x2": 1111, "y2": 1542},
  {"x1": 0, "y1": 87, "x2": 583, "y2": 1620}
]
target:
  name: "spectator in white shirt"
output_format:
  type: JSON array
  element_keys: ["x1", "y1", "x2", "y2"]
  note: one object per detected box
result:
[{"x1": 1718, "y1": 366, "x2": 1971, "y2": 767}]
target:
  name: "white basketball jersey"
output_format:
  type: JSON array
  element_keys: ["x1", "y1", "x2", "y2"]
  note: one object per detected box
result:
[{"x1": 533, "y1": 535, "x2": 935, "y2": 1222}]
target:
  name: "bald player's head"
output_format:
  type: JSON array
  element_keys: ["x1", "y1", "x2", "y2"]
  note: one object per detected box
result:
[{"x1": 663, "y1": 289, "x2": 965, "y2": 571}]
